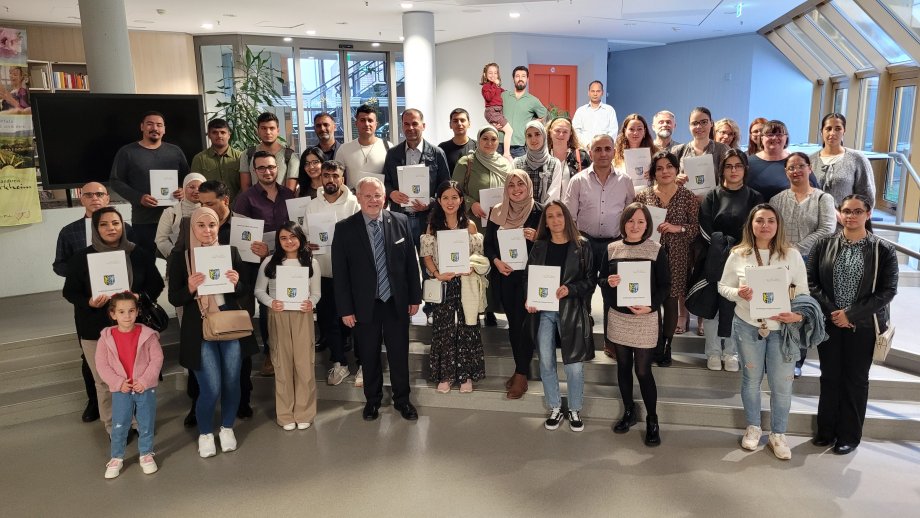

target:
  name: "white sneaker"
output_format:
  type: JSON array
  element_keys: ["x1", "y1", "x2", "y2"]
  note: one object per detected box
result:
[
  {"x1": 297, "y1": 422, "x2": 312, "y2": 430},
  {"x1": 218, "y1": 427, "x2": 237, "y2": 452},
  {"x1": 768, "y1": 433, "x2": 792, "y2": 460},
  {"x1": 545, "y1": 407, "x2": 564, "y2": 430},
  {"x1": 354, "y1": 366, "x2": 364, "y2": 388},
  {"x1": 198, "y1": 433, "x2": 216, "y2": 458},
  {"x1": 139, "y1": 453, "x2": 158, "y2": 474},
  {"x1": 707, "y1": 355, "x2": 723, "y2": 371},
  {"x1": 104, "y1": 458, "x2": 123, "y2": 479},
  {"x1": 282, "y1": 423, "x2": 296, "y2": 431},
  {"x1": 327, "y1": 362, "x2": 350, "y2": 386},
  {"x1": 741, "y1": 425, "x2": 762, "y2": 451},
  {"x1": 723, "y1": 354, "x2": 740, "y2": 372}
]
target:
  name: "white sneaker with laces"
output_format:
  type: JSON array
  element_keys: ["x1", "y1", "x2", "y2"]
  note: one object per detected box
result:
[
  {"x1": 707, "y1": 355, "x2": 723, "y2": 371},
  {"x1": 104, "y1": 458, "x2": 123, "y2": 479},
  {"x1": 327, "y1": 363, "x2": 350, "y2": 386},
  {"x1": 723, "y1": 354, "x2": 740, "y2": 372},
  {"x1": 218, "y1": 427, "x2": 237, "y2": 452},
  {"x1": 198, "y1": 433, "x2": 217, "y2": 458},
  {"x1": 297, "y1": 422, "x2": 312, "y2": 430},
  {"x1": 768, "y1": 433, "x2": 792, "y2": 460},
  {"x1": 545, "y1": 407, "x2": 564, "y2": 430},
  {"x1": 567, "y1": 410, "x2": 585, "y2": 432},
  {"x1": 741, "y1": 425, "x2": 762, "y2": 451},
  {"x1": 282, "y1": 423, "x2": 296, "y2": 431},
  {"x1": 139, "y1": 453, "x2": 158, "y2": 474},
  {"x1": 354, "y1": 366, "x2": 364, "y2": 388}
]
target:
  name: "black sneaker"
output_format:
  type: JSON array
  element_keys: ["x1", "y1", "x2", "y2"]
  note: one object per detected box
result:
[
  {"x1": 567, "y1": 410, "x2": 584, "y2": 432},
  {"x1": 483, "y1": 312, "x2": 498, "y2": 327},
  {"x1": 545, "y1": 407, "x2": 564, "y2": 430}
]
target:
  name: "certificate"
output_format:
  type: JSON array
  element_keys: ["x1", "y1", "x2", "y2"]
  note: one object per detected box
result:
[
  {"x1": 624, "y1": 147, "x2": 651, "y2": 187},
  {"x1": 682, "y1": 155, "x2": 716, "y2": 195},
  {"x1": 307, "y1": 211, "x2": 337, "y2": 255},
  {"x1": 646, "y1": 206, "x2": 668, "y2": 244},
  {"x1": 230, "y1": 217, "x2": 264, "y2": 263},
  {"x1": 478, "y1": 187, "x2": 505, "y2": 227},
  {"x1": 745, "y1": 265, "x2": 791, "y2": 319},
  {"x1": 275, "y1": 265, "x2": 311, "y2": 311},
  {"x1": 526, "y1": 265, "x2": 561, "y2": 311},
  {"x1": 617, "y1": 261, "x2": 651, "y2": 306},
  {"x1": 87, "y1": 251, "x2": 130, "y2": 298},
  {"x1": 436, "y1": 229, "x2": 470, "y2": 273},
  {"x1": 150, "y1": 170, "x2": 179, "y2": 206},
  {"x1": 285, "y1": 197, "x2": 311, "y2": 227},
  {"x1": 193, "y1": 245, "x2": 234, "y2": 295},
  {"x1": 397, "y1": 165, "x2": 429, "y2": 207},
  {"x1": 498, "y1": 228, "x2": 528, "y2": 270}
]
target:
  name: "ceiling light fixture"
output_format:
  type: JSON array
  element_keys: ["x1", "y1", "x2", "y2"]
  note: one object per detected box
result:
[
  {"x1": 283, "y1": 37, "x2": 293, "y2": 42},
  {"x1": 401, "y1": 2, "x2": 413, "y2": 8},
  {"x1": 509, "y1": 12, "x2": 521, "y2": 19},
  {"x1": 399, "y1": 36, "x2": 405, "y2": 41},
  {"x1": 371, "y1": 42, "x2": 381, "y2": 47},
  {"x1": 201, "y1": 23, "x2": 214, "y2": 30}
]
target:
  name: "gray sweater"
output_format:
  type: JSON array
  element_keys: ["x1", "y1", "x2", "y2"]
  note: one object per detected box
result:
[
  {"x1": 809, "y1": 148, "x2": 876, "y2": 206},
  {"x1": 109, "y1": 142, "x2": 190, "y2": 224},
  {"x1": 770, "y1": 188, "x2": 836, "y2": 258}
]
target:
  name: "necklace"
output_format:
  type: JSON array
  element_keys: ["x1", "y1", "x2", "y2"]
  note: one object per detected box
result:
[
  {"x1": 360, "y1": 140, "x2": 376, "y2": 165},
  {"x1": 753, "y1": 248, "x2": 772, "y2": 338}
]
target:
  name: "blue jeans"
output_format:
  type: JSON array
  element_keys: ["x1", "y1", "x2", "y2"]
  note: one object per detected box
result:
[
  {"x1": 733, "y1": 317, "x2": 794, "y2": 433},
  {"x1": 536, "y1": 311, "x2": 584, "y2": 411},
  {"x1": 194, "y1": 339, "x2": 242, "y2": 434},
  {"x1": 704, "y1": 312, "x2": 737, "y2": 358},
  {"x1": 110, "y1": 389, "x2": 156, "y2": 458}
]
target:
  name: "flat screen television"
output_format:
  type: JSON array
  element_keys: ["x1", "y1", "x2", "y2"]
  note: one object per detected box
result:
[{"x1": 31, "y1": 93, "x2": 206, "y2": 189}]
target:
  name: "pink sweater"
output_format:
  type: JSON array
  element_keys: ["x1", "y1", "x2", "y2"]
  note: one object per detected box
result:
[{"x1": 95, "y1": 324, "x2": 164, "y2": 392}]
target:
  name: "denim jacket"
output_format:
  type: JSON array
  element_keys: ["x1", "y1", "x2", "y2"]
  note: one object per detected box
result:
[{"x1": 779, "y1": 294, "x2": 829, "y2": 362}]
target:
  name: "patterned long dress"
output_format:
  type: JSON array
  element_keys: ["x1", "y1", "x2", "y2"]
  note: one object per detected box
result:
[
  {"x1": 635, "y1": 186, "x2": 699, "y2": 298},
  {"x1": 420, "y1": 232, "x2": 486, "y2": 383}
]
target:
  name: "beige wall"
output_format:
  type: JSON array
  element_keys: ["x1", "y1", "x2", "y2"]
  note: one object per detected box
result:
[{"x1": 1, "y1": 22, "x2": 198, "y2": 94}]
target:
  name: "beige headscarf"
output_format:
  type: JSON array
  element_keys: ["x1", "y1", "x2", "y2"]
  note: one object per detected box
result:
[
  {"x1": 490, "y1": 170, "x2": 535, "y2": 229},
  {"x1": 91, "y1": 208, "x2": 135, "y2": 287},
  {"x1": 188, "y1": 207, "x2": 221, "y2": 313},
  {"x1": 474, "y1": 126, "x2": 512, "y2": 178}
]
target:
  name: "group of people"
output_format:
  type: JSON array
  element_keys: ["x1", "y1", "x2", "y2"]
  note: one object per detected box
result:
[{"x1": 52, "y1": 75, "x2": 898, "y2": 478}]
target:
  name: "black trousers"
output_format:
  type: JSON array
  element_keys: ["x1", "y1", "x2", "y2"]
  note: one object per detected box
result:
[
  {"x1": 586, "y1": 235, "x2": 615, "y2": 343},
  {"x1": 354, "y1": 298, "x2": 410, "y2": 406},
  {"x1": 496, "y1": 270, "x2": 532, "y2": 376},
  {"x1": 318, "y1": 276, "x2": 350, "y2": 365},
  {"x1": 131, "y1": 223, "x2": 158, "y2": 257},
  {"x1": 817, "y1": 324, "x2": 876, "y2": 446},
  {"x1": 186, "y1": 356, "x2": 253, "y2": 408}
]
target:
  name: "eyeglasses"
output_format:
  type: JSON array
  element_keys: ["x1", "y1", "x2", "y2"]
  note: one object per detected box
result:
[
  {"x1": 82, "y1": 191, "x2": 108, "y2": 198},
  {"x1": 723, "y1": 163, "x2": 745, "y2": 171},
  {"x1": 690, "y1": 119, "x2": 711, "y2": 128},
  {"x1": 785, "y1": 164, "x2": 808, "y2": 172},
  {"x1": 255, "y1": 165, "x2": 278, "y2": 172},
  {"x1": 763, "y1": 133, "x2": 787, "y2": 140},
  {"x1": 716, "y1": 130, "x2": 734, "y2": 136},
  {"x1": 305, "y1": 160, "x2": 322, "y2": 167},
  {"x1": 841, "y1": 209, "x2": 867, "y2": 216}
]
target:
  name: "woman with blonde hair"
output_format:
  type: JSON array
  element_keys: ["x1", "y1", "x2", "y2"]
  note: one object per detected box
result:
[
  {"x1": 714, "y1": 118, "x2": 741, "y2": 149},
  {"x1": 547, "y1": 117, "x2": 591, "y2": 194}
]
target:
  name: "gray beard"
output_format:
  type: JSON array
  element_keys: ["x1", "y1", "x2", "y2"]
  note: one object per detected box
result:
[{"x1": 656, "y1": 129, "x2": 672, "y2": 139}]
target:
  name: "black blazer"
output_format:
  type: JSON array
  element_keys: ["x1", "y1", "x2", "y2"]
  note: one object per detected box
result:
[
  {"x1": 332, "y1": 210, "x2": 422, "y2": 323},
  {"x1": 382, "y1": 139, "x2": 451, "y2": 214},
  {"x1": 62, "y1": 246, "x2": 164, "y2": 340},
  {"x1": 483, "y1": 203, "x2": 544, "y2": 285}
]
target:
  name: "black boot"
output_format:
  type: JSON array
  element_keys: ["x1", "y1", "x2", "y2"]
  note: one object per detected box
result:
[
  {"x1": 653, "y1": 335, "x2": 666, "y2": 364},
  {"x1": 657, "y1": 337, "x2": 673, "y2": 367},
  {"x1": 613, "y1": 403, "x2": 638, "y2": 434},
  {"x1": 81, "y1": 400, "x2": 99, "y2": 423},
  {"x1": 645, "y1": 415, "x2": 661, "y2": 446},
  {"x1": 183, "y1": 405, "x2": 197, "y2": 428}
]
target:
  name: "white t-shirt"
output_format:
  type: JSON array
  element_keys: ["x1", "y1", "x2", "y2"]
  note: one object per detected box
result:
[
  {"x1": 572, "y1": 103, "x2": 619, "y2": 148},
  {"x1": 335, "y1": 138, "x2": 391, "y2": 189}
]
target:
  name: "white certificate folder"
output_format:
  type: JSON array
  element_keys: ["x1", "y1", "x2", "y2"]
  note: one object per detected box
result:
[
  {"x1": 436, "y1": 230, "x2": 470, "y2": 273},
  {"x1": 498, "y1": 228, "x2": 528, "y2": 270},
  {"x1": 193, "y1": 245, "x2": 234, "y2": 295},
  {"x1": 230, "y1": 217, "x2": 265, "y2": 263},
  {"x1": 87, "y1": 251, "x2": 130, "y2": 298},
  {"x1": 150, "y1": 169, "x2": 178, "y2": 206},
  {"x1": 275, "y1": 265, "x2": 310, "y2": 311},
  {"x1": 307, "y1": 212, "x2": 337, "y2": 255},
  {"x1": 616, "y1": 261, "x2": 651, "y2": 306},
  {"x1": 397, "y1": 165, "x2": 430, "y2": 207},
  {"x1": 526, "y1": 265, "x2": 561, "y2": 311},
  {"x1": 745, "y1": 265, "x2": 791, "y2": 319},
  {"x1": 682, "y1": 155, "x2": 716, "y2": 195}
]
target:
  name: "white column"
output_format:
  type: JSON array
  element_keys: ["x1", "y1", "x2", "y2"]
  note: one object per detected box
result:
[
  {"x1": 78, "y1": 0, "x2": 136, "y2": 93},
  {"x1": 402, "y1": 11, "x2": 436, "y2": 129}
]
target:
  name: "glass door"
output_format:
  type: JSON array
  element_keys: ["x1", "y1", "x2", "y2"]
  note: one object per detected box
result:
[
  {"x1": 299, "y1": 50, "x2": 343, "y2": 146},
  {"x1": 345, "y1": 51, "x2": 391, "y2": 141},
  {"x1": 886, "y1": 81, "x2": 917, "y2": 204}
]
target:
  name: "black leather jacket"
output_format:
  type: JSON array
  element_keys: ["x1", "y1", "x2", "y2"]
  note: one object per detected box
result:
[{"x1": 806, "y1": 232, "x2": 898, "y2": 332}]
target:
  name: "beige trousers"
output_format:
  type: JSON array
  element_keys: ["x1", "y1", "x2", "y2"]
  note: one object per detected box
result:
[
  {"x1": 79, "y1": 338, "x2": 113, "y2": 433},
  {"x1": 268, "y1": 310, "x2": 317, "y2": 426}
]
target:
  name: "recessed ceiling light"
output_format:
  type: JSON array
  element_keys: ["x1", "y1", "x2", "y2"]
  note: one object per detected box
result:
[
  {"x1": 283, "y1": 37, "x2": 293, "y2": 42},
  {"x1": 509, "y1": 12, "x2": 521, "y2": 19},
  {"x1": 201, "y1": 22, "x2": 214, "y2": 29},
  {"x1": 399, "y1": 36, "x2": 405, "y2": 41},
  {"x1": 401, "y1": 2, "x2": 413, "y2": 8},
  {"x1": 371, "y1": 42, "x2": 381, "y2": 47},
  {"x1": 306, "y1": 29, "x2": 317, "y2": 35}
]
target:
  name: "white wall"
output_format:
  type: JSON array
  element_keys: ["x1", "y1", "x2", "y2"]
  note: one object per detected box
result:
[
  {"x1": 433, "y1": 33, "x2": 608, "y2": 144},
  {"x1": 749, "y1": 37, "x2": 813, "y2": 145}
]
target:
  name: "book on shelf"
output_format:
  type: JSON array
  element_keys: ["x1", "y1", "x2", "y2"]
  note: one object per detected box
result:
[{"x1": 52, "y1": 71, "x2": 90, "y2": 90}]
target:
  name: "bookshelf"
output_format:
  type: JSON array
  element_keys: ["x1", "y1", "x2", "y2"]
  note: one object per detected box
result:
[{"x1": 27, "y1": 60, "x2": 90, "y2": 93}]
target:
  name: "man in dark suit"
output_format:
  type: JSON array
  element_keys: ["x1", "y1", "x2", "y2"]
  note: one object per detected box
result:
[{"x1": 332, "y1": 176, "x2": 423, "y2": 421}]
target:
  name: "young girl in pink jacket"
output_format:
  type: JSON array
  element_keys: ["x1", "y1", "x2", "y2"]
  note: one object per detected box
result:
[{"x1": 95, "y1": 292, "x2": 164, "y2": 479}]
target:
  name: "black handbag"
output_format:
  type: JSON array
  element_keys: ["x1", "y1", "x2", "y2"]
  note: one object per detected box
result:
[{"x1": 138, "y1": 292, "x2": 170, "y2": 332}]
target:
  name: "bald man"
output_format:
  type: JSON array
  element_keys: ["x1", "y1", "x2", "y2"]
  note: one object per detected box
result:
[{"x1": 53, "y1": 181, "x2": 135, "y2": 423}]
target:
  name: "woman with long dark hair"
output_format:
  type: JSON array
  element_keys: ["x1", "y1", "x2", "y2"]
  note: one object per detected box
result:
[
  {"x1": 671, "y1": 106, "x2": 729, "y2": 187},
  {"x1": 297, "y1": 146, "x2": 327, "y2": 199},
  {"x1": 255, "y1": 221, "x2": 321, "y2": 430},
  {"x1": 613, "y1": 113, "x2": 657, "y2": 187},
  {"x1": 810, "y1": 113, "x2": 876, "y2": 225}
]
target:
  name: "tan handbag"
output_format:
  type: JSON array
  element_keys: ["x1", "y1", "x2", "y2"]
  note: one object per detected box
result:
[
  {"x1": 202, "y1": 309, "x2": 253, "y2": 341},
  {"x1": 871, "y1": 240, "x2": 895, "y2": 362}
]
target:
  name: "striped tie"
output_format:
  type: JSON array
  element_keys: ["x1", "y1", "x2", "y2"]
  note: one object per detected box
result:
[{"x1": 370, "y1": 220, "x2": 391, "y2": 302}]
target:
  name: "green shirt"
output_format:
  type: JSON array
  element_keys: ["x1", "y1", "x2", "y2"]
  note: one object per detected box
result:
[
  {"x1": 500, "y1": 90, "x2": 547, "y2": 147},
  {"x1": 190, "y1": 146, "x2": 242, "y2": 203}
]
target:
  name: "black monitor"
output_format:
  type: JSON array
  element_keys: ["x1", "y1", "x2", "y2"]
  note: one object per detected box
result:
[{"x1": 31, "y1": 93, "x2": 206, "y2": 189}]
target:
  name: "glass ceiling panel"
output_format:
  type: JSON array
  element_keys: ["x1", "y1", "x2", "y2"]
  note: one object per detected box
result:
[
  {"x1": 805, "y1": 9, "x2": 874, "y2": 69},
  {"x1": 833, "y1": 0, "x2": 913, "y2": 63},
  {"x1": 783, "y1": 22, "x2": 845, "y2": 74}
]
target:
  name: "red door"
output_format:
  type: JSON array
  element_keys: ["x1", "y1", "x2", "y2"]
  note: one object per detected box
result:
[{"x1": 528, "y1": 64, "x2": 578, "y2": 118}]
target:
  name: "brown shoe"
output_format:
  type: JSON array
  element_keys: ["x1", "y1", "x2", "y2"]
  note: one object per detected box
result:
[
  {"x1": 260, "y1": 355, "x2": 275, "y2": 376},
  {"x1": 504, "y1": 375, "x2": 515, "y2": 390},
  {"x1": 506, "y1": 373, "x2": 528, "y2": 399}
]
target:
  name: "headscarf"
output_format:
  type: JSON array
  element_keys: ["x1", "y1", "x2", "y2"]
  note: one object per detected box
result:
[
  {"x1": 188, "y1": 207, "x2": 221, "y2": 311},
  {"x1": 179, "y1": 173, "x2": 206, "y2": 218},
  {"x1": 490, "y1": 170, "x2": 535, "y2": 229},
  {"x1": 91, "y1": 209, "x2": 135, "y2": 287},
  {"x1": 523, "y1": 120, "x2": 551, "y2": 171},
  {"x1": 474, "y1": 126, "x2": 511, "y2": 178}
]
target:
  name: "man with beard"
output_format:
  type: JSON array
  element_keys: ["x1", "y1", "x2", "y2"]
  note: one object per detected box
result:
[
  {"x1": 239, "y1": 112, "x2": 299, "y2": 193},
  {"x1": 313, "y1": 112, "x2": 340, "y2": 158},
  {"x1": 572, "y1": 80, "x2": 619, "y2": 148},
  {"x1": 306, "y1": 160, "x2": 360, "y2": 386},
  {"x1": 438, "y1": 108, "x2": 477, "y2": 171},
  {"x1": 190, "y1": 118, "x2": 242, "y2": 202},
  {"x1": 500, "y1": 66, "x2": 547, "y2": 158},
  {"x1": 109, "y1": 111, "x2": 189, "y2": 254},
  {"x1": 652, "y1": 110, "x2": 681, "y2": 151}
]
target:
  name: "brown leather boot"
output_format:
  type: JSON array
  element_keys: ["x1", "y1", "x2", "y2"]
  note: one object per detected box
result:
[
  {"x1": 506, "y1": 373, "x2": 528, "y2": 399},
  {"x1": 504, "y1": 374, "x2": 516, "y2": 390},
  {"x1": 260, "y1": 355, "x2": 275, "y2": 376}
]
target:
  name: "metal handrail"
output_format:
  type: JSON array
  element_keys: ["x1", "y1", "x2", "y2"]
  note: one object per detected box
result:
[
  {"x1": 873, "y1": 222, "x2": 920, "y2": 234},
  {"x1": 890, "y1": 152, "x2": 920, "y2": 225},
  {"x1": 876, "y1": 235, "x2": 920, "y2": 261}
]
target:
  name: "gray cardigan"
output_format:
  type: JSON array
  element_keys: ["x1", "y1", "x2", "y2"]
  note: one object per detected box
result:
[
  {"x1": 809, "y1": 148, "x2": 876, "y2": 205},
  {"x1": 769, "y1": 188, "x2": 836, "y2": 257}
]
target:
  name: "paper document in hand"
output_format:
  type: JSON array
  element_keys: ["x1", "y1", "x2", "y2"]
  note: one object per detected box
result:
[
  {"x1": 285, "y1": 197, "x2": 311, "y2": 227},
  {"x1": 307, "y1": 212, "x2": 337, "y2": 255},
  {"x1": 478, "y1": 187, "x2": 505, "y2": 227},
  {"x1": 397, "y1": 165, "x2": 430, "y2": 207},
  {"x1": 624, "y1": 148, "x2": 651, "y2": 187},
  {"x1": 498, "y1": 228, "x2": 528, "y2": 270},
  {"x1": 150, "y1": 170, "x2": 179, "y2": 206},
  {"x1": 436, "y1": 229, "x2": 470, "y2": 273},
  {"x1": 194, "y1": 245, "x2": 234, "y2": 295},
  {"x1": 646, "y1": 206, "x2": 668, "y2": 244},
  {"x1": 617, "y1": 260, "x2": 652, "y2": 306},
  {"x1": 526, "y1": 265, "x2": 561, "y2": 311},
  {"x1": 276, "y1": 265, "x2": 311, "y2": 311},
  {"x1": 87, "y1": 251, "x2": 130, "y2": 298},
  {"x1": 745, "y1": 265, "x2": 791, "y2": 319},
  {"x1": 682, "y1": 155, "x2": 716, "y2": 195},
  {"x1": 230, "y1": 217, "x2": 265, "y2": 263}
]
